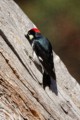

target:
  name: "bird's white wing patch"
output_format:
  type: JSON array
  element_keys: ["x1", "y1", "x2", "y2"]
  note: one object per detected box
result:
[
  {"x1": 39, "y1": 57, "x2": 43, "y2": 62},
  {"x1": 33, "y1": 52, "x2": 41, "y2": 65}
]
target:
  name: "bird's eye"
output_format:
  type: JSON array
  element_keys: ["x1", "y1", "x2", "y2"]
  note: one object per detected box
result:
[{"x1": 29, "y1": 34, "x2": 34, "y2": 40}]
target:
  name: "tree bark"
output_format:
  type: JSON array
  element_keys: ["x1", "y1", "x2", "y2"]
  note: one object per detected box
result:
[{"x1": 0, "y1": 0, "x2": 80, "y2": 120}]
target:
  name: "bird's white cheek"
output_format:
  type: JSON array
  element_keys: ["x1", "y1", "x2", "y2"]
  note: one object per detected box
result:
[{"x1": 29, "y1": 35, "x2": 34, "y2": 40}]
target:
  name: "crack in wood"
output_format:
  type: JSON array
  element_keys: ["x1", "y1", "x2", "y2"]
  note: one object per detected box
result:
[
  {"x1": 60, "y1": 105, "x2": 68, "y2": 114},
  {"x1": 21, "y1": 116, "x2": 28, "y2": 120},
  {"x1": 29, "y1": 108, "x2": 40, "y2": 118},
  {"x1": 60, "y1": 102, "x2": 79, "y2": 119}
]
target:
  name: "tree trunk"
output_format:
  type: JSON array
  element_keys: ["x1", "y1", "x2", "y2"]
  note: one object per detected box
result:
[{"x1": 0, "y1": 0, "x2": 80, "y2": 120}]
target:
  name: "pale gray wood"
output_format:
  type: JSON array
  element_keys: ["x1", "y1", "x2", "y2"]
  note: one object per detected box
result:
[{"x1": 0, "y1": 0, "x2": 80, "y2": 120}]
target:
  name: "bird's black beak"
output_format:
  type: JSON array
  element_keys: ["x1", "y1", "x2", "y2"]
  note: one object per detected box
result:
[
  {"x1": 25, "y1": 34, "x2": 31, "y2": 44},
  {"x1": 25, "y1": 34, "x2": 29, "y2": 40}
]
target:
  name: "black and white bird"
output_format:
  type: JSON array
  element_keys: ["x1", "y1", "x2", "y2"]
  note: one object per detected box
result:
[{"x1": 25, "y1": 28, "x2": 56, "y2": 88}]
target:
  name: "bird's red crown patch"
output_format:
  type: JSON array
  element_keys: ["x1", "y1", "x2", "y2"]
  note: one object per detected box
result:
[{"x1": 31, "y1": 28, "x2": 41, "y2": 33}]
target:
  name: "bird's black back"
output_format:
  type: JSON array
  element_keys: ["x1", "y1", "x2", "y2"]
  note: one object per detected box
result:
[{"x1": 33, "y1": 36, "x2": 54, "y2": 70}]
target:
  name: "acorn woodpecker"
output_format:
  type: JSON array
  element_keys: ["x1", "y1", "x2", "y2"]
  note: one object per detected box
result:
[{"x1": 25, "y1": 28, "x2": 56, "y2": 88}]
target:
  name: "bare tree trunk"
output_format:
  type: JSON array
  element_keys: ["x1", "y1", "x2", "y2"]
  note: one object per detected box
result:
[{"x1": 0, "y1": 0, "x2": 80, "y2": 120}]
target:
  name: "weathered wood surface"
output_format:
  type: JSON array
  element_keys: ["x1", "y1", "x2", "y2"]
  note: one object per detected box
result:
[{"x1": 0, "y1": 0, "x2": 80, "y2": 120}]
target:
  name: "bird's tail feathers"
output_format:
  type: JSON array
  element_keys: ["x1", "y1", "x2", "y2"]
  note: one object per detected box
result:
[
  {"x1": 49, "y1": 70, "x2": 56, "y2": 81},
  {"x1": 43, "y1": 71, "x2": 51, "y2": 89}
]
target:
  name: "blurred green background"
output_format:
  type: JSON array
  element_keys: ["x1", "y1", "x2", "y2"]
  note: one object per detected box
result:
[{"x1": 15, "y1": 0, "x2": 80, "y2": 83}]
